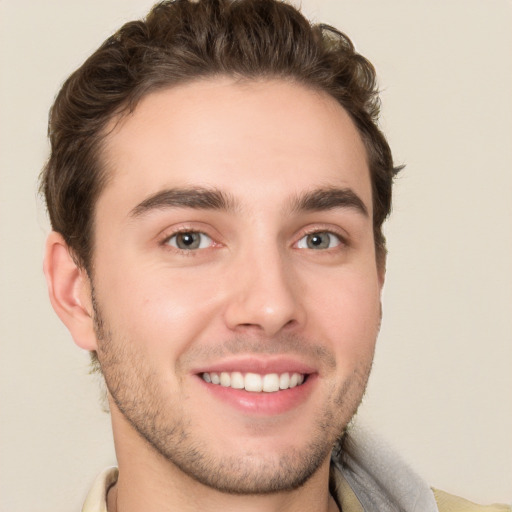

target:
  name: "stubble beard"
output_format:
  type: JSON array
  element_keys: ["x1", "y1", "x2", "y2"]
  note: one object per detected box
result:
[{"x1": 92, "y1": 296, "x2": 374, "y2": 495}]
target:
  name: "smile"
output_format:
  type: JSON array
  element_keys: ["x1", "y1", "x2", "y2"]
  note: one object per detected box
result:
[{"x1": 201, "y1": 371, "x2": 306, "y2": 392}]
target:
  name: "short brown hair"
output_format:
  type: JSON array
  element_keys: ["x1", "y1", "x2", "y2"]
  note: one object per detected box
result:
[{"x1": 41, "y1": 0, "x2": 399, "y2": 271}]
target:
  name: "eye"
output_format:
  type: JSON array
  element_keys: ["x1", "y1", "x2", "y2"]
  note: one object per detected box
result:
[
  {"x1": 166, "y1": 231, "x2": 213, "y2": 250},
  {"x1": 296, "y1": 231, "x2": 342, "y2": 250}
]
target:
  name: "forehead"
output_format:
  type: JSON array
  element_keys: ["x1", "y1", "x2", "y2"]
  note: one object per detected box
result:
[{"x1": 98, "y1": 78, "x2": 371, "y2": 218}]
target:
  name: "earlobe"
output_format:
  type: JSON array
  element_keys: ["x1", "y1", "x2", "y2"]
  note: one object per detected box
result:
[{"x1": 43, "y1": 231, "x2": 98, "y2": 351}]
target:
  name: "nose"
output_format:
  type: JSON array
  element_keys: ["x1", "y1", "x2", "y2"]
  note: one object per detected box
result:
[{"x1": 222, "y1": 248, "x2": 305, "y2": 337}]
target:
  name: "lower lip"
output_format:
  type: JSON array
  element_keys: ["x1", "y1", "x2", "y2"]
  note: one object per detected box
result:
[{"x1": 196, "y1": 374, "x2": 317, "y2": 416}]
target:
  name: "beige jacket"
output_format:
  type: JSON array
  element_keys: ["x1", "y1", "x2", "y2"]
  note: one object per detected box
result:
[
  {"x1": 82, "y1": 429, "x2": 510, "y2": 512},
  {"x1": 82, "y1": 466, "x2": 510, "y2": 512}
]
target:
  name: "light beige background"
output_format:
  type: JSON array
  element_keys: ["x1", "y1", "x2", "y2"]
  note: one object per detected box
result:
[{"x1": 0, "y1": 1, "x2": 510, "y2": 510}]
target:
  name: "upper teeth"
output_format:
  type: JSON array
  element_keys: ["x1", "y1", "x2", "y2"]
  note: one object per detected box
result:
[{"x1": 201, "y1": 372, "x2": 305, "y2": 393}]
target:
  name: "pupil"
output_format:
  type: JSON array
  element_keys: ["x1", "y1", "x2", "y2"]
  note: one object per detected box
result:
[
  {"x1": 177, "y1": 232, "x2": 200, "y2": 249},
  {"x1": 182, "y1": 233, "x2": 195, "y2": 245},
  {"x1": 307, "y1": 232, "x2": 329, "y2": 249}
]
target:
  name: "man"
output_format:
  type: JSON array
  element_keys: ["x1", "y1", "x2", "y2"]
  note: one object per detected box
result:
[{"x1": 40, "y1": 0, "x2": 510, "y2": 511}]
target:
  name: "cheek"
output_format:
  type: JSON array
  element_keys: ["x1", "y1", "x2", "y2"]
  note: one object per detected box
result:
[
  {"x1": 95, "y1": 261, "x2": 222, "y2": 355},
  {"x1": 306, "y1": 271, "x2": 381, "y2": 360}
]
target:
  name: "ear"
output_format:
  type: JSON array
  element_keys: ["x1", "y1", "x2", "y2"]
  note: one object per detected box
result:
[
  {"x1": 377, "y1": 257, "x2": 386, "y2": 329},
  {"x1": 43, "y1": 231, "x2": 98, "y2": 351},
  {"x1": 378, "y1": 265, "x2": 386, "y2": 291},
  {"x1": 377, "y1": 253, "x2": 386, "y2": 291}
]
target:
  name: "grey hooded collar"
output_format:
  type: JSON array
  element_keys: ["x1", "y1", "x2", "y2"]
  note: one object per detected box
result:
[{"x1": 331, "y1": 425, "x2": 439, "y2": 512}]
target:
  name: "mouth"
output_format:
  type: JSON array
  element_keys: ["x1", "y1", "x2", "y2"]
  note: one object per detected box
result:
[
  {"x1": 200, "y1": 371, "x2": 307, "y2": 393},
  {"x1": 193, "y1": 357, "x2": 317, "y2": 415}
]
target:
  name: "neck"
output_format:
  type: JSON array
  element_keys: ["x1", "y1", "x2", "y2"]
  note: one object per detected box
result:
[
  {"x1": 108, "y1": 409, "x2": 339, "y2": 512},
  {"x1": 107, "y1": 470, "x2": 340, "y2": 512}
]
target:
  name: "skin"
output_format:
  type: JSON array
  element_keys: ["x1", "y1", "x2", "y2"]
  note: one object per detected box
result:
[{"x1": 45, "y1": 78, "x2": 384, "y2": 512}]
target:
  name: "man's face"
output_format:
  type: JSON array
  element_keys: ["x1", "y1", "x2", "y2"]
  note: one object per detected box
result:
[{"x1": 90, "y1": 78, "x2": 383, "y2": 493}]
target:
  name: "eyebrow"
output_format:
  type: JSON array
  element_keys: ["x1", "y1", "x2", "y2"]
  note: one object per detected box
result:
[
  {"x1": 129, "y1": 185, "x2": 368, "y2": 219},
  {"x1": 290, "y1": 187, "x2": 369, "y2": 217},
  {"x1": 129, "y1": 187, "x2": 238, "y2": 217}
]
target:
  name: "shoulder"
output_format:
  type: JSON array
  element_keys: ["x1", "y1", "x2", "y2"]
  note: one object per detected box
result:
[
  {"x1": 433, "y1": 488, "x2": 512, "y2": 512},
  {"x1": 82, "y1": 467, "x2": 118, "y2": 512}
]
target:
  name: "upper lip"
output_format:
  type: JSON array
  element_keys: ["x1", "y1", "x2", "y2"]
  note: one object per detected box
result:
[{"x1": 192, "y1": 356, "x2": 317, "y2": 376}]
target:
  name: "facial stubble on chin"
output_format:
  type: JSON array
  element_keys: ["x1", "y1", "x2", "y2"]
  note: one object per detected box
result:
[{"x1": 91, "y1": 291, "x2": 374, "y2": 495}]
